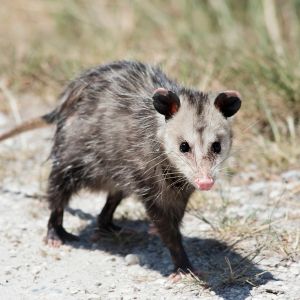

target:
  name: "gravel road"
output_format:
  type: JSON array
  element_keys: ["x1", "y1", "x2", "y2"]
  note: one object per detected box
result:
[{"x1": 0, "y1": 128, "x2": 299, "y2": 300}]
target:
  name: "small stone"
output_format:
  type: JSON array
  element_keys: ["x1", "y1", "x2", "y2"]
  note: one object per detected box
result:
[
  {"x1": 125, "y1": 254, "x2": 140, "y2": 266},
  {"x1": 164, "y1": 283, "x2": 173, "y2": 290},
  {"x1": 32, "y1": 266, "x2": 42, "y2": 275},
  {"x1": 105, "y1": 256, "x2": 116, "y2": 262},
  {"x1": 248, "y1": 182, "x2": 266, "y2": 195},
  {"x1": 108, "y1": 284, "x2": 116, "y2": 292},
  {"x1": 70, "y1": 289, "x2": 80, "y2": 295},
  {"x1": 282, "y1": 170, "x2": 300, "y2": 182}
]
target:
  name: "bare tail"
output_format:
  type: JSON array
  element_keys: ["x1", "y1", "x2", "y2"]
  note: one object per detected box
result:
[{"x1": 0, "y1": 110, "x2": 57, "y2": 142}]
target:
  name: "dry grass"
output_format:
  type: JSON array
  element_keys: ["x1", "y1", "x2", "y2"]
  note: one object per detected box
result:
[
  {"x1": 184, "y1": 177, "x2": 300, "y2": 291},
  {"x1": 0, "y1": 0, "x2": 299, "y2": 173},
  {"x1": 182, "y1": 248, "x2": 266, "y2": 288},
  {"x1": 188, "y1": 186, "x2": 300, "y2": 256}
]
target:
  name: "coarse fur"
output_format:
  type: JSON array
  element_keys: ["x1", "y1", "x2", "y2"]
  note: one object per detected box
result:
[{"x1": 0, "y1": 60, "x2": 241, "y2": 274}]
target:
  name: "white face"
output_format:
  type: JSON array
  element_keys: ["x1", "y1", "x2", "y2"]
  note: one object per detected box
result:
[{"x1": 161, "y1": 96, "x2": 233, "y2": 191}]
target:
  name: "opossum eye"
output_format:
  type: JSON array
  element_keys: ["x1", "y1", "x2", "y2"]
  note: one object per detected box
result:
[
  {"x1": 180, "y1": 141, "x2": 190, "y2": 153},
  {"x1": 211, "y1": 141, "x2": 221, "y2": 154}
]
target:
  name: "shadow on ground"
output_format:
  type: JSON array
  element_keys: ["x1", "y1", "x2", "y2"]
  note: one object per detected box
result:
[{"x1": 66, "y1": 207, "x2": 275, "y2": 300}]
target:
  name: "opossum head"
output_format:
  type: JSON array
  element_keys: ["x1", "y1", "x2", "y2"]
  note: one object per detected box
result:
[{"x1": 153, "y1": 88, "x2": 241, "y2": 191}]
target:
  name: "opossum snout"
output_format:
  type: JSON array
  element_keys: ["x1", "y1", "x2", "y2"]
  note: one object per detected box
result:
[{"x1": 194, "y1": 177, "x2": 214, "y2": 191}]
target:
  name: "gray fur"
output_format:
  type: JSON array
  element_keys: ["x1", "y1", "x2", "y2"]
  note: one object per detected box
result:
[{"x1": 42, "y1": 60, "x2": 240, "y2": 272}]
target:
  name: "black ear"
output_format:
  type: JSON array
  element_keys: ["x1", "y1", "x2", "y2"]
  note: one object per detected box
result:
[
  {"x1": 152, "y1": 88, "x2": 181, "y2": 120},
  {"x1": 214, "y1": 90, "x2": 241, "y2": 118}
]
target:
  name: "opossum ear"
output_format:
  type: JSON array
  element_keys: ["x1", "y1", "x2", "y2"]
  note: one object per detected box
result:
[
  {"x1": 152, "y1": 88, "x2": 181, "y2": 120},
  {"x1": 214, "y1": 90, "x2": 241, "y2": 118}
]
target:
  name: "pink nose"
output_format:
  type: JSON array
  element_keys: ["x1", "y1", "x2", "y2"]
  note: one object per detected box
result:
[{"x1": 194, "y1": 177, "x2": 214, "y2": 191}]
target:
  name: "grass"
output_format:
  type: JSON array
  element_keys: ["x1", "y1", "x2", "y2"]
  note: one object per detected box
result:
[
  {"x1": 189, "y1": 184, "x2": 300, "y2": 255},
  {"x1": 182, "y1": 256, "x2": 270, "y2": 296},
  {"x1": 185, "y1": 176, "x2": 299, "y2": 292},
  {"x1": 0, "y1": 0, "x2": 300, "y2": 172},
  {"x1": 0, "y1": 4, "x2": 299, "y2": 295}
]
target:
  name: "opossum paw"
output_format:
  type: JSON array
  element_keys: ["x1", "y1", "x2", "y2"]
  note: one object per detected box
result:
[
  {"x1": 168, "y1": 268, "x2": 204, "y2": 283},
  {"x1": 44, "y1": 227, "x2": 79, "y2": 247}
]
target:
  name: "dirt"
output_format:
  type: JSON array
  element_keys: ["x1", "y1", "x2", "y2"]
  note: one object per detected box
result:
[{"x1": 0, "y1": 124, "x2": 299, "y2": 300}]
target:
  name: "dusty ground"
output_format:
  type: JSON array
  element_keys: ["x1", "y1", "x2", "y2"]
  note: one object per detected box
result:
[{"x1": 0, "y1": 121, "x2": 299, "y2": 300}]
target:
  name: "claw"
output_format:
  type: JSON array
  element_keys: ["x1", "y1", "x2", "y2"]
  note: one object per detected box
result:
[{"x1": 44, "y1": 226, "x2": 79, "y2": 247}]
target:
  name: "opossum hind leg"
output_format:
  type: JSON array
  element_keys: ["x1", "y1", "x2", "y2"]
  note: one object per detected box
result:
[
  {"x1": 45, "y1": 209, "x2": 79, "y2": 247},
  {"x1": 98, "y1": 192, "x2": 122, "y2": 231},
  {"x1": 91, "y1": 191, "x2": 124, "y2": 241},
  {"x1": 44, "y1": 163, "x2": 81, "y2": 247}
]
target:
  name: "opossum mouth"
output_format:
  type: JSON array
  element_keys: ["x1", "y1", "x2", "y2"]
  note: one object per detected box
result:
[{"x1": 194, "y1": 178, "x2": 214, "y2": 191}]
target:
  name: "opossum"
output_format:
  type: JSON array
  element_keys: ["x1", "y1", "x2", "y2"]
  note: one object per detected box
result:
[{"x1": 0, "y1": 60, "x2": 241, "y2": 275}]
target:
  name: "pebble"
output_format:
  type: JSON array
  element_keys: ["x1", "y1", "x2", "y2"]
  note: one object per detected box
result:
[
  {"x1": 164, "y1": 283, "x2": 173, "y2": 290},
  {"x1": 32, "y1": 266, "x2": 42, "y2": 275},
  {"x1": 70, "y1": 288, "x2": 80, "y2": 295},
  {"x1": 105, "y1": 256, "x2": 116, "y2": 262},
  {"x1": 281, "y1": 170, "x2": 300, "y2": 182},
  {"x1": 248, "y1": 182, "x2": 266, "y2": 195},
  {"x1": 125, "y1": 254, "x2": 140, "y2": 266}
]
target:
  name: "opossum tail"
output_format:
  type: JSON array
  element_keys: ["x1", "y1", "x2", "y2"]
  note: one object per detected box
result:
[{"x1": 0, "y1": 109, "x2": 58, "y2": 142}]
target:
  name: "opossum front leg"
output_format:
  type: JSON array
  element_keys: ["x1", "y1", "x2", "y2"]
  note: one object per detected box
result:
[{"x1": 145, "y1": 203, "x2": 193, "y2": 275}]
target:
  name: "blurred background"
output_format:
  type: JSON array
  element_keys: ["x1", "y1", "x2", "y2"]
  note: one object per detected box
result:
[{"x1": 0, "y1": 0, "x2": 299, "y2": 176}]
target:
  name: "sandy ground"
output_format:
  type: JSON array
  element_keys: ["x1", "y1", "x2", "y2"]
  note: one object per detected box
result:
[{"x1": 0, "y1": 125, "x2": 300, "y2": 300}]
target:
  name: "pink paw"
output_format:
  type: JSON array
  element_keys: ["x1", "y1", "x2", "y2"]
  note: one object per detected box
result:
[
  {"x1": 47, "y1": 238, "x2": 63, "y2": 248},
  {"x1": 168, "y1": 269, "x2": 203, "y2": 283}
]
